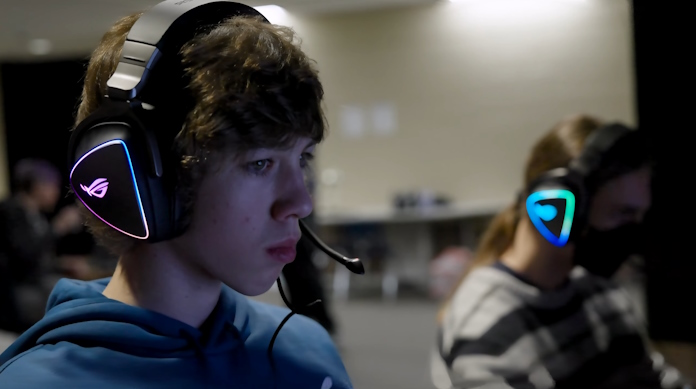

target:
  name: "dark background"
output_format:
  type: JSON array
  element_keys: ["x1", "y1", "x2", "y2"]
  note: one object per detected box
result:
[
  {"x1": 0, "y1": 59, "x2": 94, "y2": 256},
  {"x1": 0, "y1": 60, "x2": 86, "y2": 200},
  {"x1": 632, "y1": 1, "x2": 694, "y2": 342}
]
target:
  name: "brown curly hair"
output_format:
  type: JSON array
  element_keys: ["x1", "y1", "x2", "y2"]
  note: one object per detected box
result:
[{"x1": 74, "y1": 12, "x2": 326, "y2": 256}]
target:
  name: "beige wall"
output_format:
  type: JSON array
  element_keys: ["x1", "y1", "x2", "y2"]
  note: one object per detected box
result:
[
  {"x1": 287, "y1": 0, "x2": 636, "y2": 217},
  {"x1": 0, "y1": 0, "x2": 636, "y2": 213}
]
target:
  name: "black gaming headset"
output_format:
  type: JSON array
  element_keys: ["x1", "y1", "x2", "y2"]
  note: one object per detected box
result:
[
  {"x1": 67, "y1": 0, "x2": 364, "y2": 275},
  {"x1": 523, "y1": 123, "x2": 637, "y2": 247}
]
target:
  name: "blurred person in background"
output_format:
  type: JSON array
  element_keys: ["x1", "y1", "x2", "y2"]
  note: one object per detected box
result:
[
  {"x1": 431, "y1": 115, "x2": 689, "y2": 389},
  {"x1": 0, "y1": 158, "x2": 82, "y2": 333}
]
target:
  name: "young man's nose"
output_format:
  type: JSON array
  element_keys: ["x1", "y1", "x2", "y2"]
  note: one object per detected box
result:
[{"x1": 271, "y1": 168, "x2": 313, "y2": 221}]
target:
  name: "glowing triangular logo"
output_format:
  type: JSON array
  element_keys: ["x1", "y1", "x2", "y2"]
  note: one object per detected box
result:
[{"x1": 526, "y1": 189, "x2": 575, "y2": 247}]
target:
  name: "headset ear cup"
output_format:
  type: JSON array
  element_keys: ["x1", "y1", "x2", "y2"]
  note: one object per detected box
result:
[
  {"x1": 524, "y1": 168, "x2": 581, "y2": 247},
  {"x1": 68, "y1": 102, "x2": 166, "y2": 242},
  {"x1": 71, "y1": 136, "x2": 150, "y2": 240}
]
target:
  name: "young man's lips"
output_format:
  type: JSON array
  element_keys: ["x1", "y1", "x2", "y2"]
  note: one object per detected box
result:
[
  {"x1": 267, "y1": 246, "x2": 297, "y2": 264},
  {"x1": 267, "y1": 238, "x2": 299, "y2": 264}
]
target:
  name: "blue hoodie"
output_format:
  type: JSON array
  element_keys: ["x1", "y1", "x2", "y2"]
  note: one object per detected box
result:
[{"x1": 0, "y1": 278, "x2": 352, "y2": 389}]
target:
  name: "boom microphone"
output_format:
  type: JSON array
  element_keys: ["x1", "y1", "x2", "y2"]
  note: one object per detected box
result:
[{"x1": 299, "y1": 219, "x2": 365, "y2": 275}]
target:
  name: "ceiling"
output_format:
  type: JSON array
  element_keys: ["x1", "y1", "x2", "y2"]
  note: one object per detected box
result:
[{"x1": 0, "y1": 0, "x2": 435, "y2": 61}]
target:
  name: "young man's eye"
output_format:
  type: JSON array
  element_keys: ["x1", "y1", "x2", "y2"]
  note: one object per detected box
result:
[
  {"x1": 247, "y1": 159, "x2": 272, "y2": 174},
  {"x1": 300, "y1": 152, "x2": 315, "y2": 168}
]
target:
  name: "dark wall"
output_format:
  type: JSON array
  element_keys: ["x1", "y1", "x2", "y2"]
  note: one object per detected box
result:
[
  {"x1": 1, "y1": 60, "x2": 86, "y2": 201},
  {"x1": 632, "y1": 1, "x2": 695, "y2": 342},
  {"x1": 1, "y1": 59, "x2": 93, "y2": 255}
]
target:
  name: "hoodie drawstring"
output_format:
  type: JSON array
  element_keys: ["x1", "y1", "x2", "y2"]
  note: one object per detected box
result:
[
  {"x1": 267, "y1": 277, "x2": 321, "y2": 387},
  {"x1": 180, "y1": 329, "x2": 211, "y2": 388}
]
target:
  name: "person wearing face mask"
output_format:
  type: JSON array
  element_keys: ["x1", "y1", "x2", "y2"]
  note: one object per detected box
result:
[{"x1": 430, "y1": 114, "x2": 690, "y2": 389}]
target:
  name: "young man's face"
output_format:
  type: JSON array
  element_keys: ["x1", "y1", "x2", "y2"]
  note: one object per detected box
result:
[{"x1": 175, "y1": 136, "x2": 316, "y2": 296}]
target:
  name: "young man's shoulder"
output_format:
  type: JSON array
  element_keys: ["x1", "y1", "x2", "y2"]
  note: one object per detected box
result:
[
  {"x1": 245, "y1": 295, "x2": 326, "y2": 329},
  {"x1": 0, "y1": 298, "x2": 351, "y2": 389},
  {"x1": 0, "y1": 345, "x2": 75, "y2": 387},
  {"x1": 240, "y1": 293, "x2": 341, "y2": 357},
  {"x1": 229, "y1": 290, "x2": 353, "y2": 388}
]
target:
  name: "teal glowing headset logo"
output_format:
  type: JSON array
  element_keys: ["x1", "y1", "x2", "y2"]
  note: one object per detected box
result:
[{"x1": 526, "y1": 189, "x2": 576, "y2": 247}]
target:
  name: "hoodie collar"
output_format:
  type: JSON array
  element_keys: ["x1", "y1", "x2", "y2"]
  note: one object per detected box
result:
[{"x1": 1, "y1": 278, "x2": 244, "y2": 363}]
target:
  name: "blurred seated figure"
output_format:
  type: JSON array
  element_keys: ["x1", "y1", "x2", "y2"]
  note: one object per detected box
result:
[
  {"x1": 0, "y1": 159, "x2": 82, "y2": 333},
  {"x1": 431, "y1": 115, "x2": 690, "y2": 389},
  {"x1": 429, "y1": 247, "x2": 474, "y2": 300}
]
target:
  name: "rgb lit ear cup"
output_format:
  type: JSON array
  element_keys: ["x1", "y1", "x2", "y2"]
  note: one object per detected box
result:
[
  {"x1": 66, "y1": 1, "x2": 271, "y2": 243},
  {"x1": 71, "y1": 138, "x2": 150, "y2": 239},
  {"x1": 524, "y1": 168, "x2": 586, "y2": 247},
  {"x1": 526, "y1": 189, "x2": 576, "y2": 247},
  {"x1": 67, "y1": 101, "x2": 176, "y2": 242}
]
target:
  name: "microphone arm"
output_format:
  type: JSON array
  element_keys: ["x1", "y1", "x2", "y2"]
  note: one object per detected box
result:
[{"x1": 299, "y1": 219, "x2": 365, "y2": 275}]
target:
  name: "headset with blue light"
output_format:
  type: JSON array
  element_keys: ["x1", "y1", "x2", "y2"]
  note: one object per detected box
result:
[{"x1": 523, "y1": 123, "x2": 636, "y2": 247}]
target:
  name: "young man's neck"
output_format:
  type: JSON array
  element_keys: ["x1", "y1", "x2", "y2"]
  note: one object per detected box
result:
[
  {"x1": 102, "y1": 242, "x2": 221, "y2": 329},
  {"x1": 500, "y1": 219, "x2": 575, "y2": 290}
]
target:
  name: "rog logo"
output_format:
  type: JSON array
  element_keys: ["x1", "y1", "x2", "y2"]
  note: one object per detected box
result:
[{"x1": 80, "y1": 178, "x2": 109, "y2": 199}]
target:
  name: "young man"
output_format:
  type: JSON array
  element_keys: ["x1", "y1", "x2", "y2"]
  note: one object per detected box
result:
[{"x1": 0, "y1": 2, "x2": 352, "y2": 388}]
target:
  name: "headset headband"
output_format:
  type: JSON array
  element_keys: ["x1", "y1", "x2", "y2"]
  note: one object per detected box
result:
[
  {"x1": 570, "y1": 123, "x2": 634, "y2": 178},
  {"x1": 107, "y1": 0, "x2": 268, "y2": 101}
]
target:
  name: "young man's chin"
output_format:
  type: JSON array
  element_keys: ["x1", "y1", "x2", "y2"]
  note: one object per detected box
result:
[{"x1": 227, "y1": 275, "x2": 280, "y2": 297}]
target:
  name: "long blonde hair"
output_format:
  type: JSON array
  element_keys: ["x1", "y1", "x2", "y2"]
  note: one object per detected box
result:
[{"x1": 437, "y1": 114, "x2": 603, "y2": 323}]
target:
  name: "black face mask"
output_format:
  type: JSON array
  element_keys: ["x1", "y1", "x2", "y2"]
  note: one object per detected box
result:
[{"x1": 573, "y1": 223, "x2": 645, "y2": 278}]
